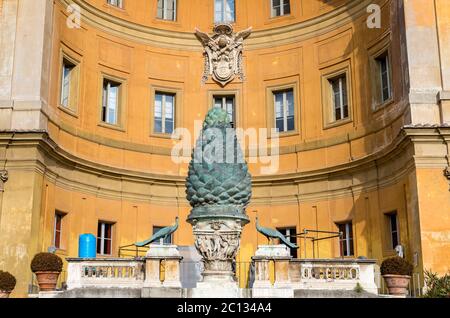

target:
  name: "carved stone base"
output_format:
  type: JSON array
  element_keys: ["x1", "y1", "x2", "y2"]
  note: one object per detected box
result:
[
  {"x1": 191, "y1": 281, "x2": 242, "y2": 298},
  {"x1": 191, "y1": 219, "x2": 243, "y2": 282}
]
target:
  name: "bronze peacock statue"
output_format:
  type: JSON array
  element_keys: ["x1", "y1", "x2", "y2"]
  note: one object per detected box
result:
[
  {"x1": 135, "y1": 217, "x2": 179, "y2": 247},
  {"x1": 256, "y1": 217, "x2": 298, "y2": 249}
]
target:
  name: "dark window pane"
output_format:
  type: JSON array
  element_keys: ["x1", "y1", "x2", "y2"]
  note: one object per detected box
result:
[
  {"x1": 335, "y1": 108, "x2": 342, "y2": 121},
  {"x1": 105, "y1": 224, "x2": 112, "y2": 239},
  {"x1": 165, "y1": 119, "x2": 174, "y2": 134},
  {"x1": 283, "y1": 0, "x2": 290, "y2": 14},
  {"x1": 287, "y1": 116, "x2": 295, "y2": 131},
  {"x1": 276, "y1": 118, "x2": 284, "y2": 132},
  {"x1": 105, "y1": 239, "x2": 111, "y2": 255},
  {"x1": 97, "y1": 238, "x2": 101, "y2": 254},
  {"x1": 55, "y1": 231, "x2": 61, "y2": 249},
  {"x1": 343, "y1": 105, "x2": 349, "y2": 119},
  {"x1": 154, "y1": 119, "x2": 162, "y2": 133}
]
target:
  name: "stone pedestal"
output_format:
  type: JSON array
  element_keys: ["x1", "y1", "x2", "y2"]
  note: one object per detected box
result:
[
  {"x1": 144, "y1": 257, "x2": 162, "y2": 288},
  {"x1": 187, "y1": 219, "x2": 245, "y2": 298},
  {"x1": 191, "y1": 279, "x2": 242, "y2": 298},
  {"x1": 163, "y1": 257, "x2": 183, "y2": 288},
  {"x1": 251, "y1": 245, "x2": 294, "y2": 298},
  {"x1": 144, "y1": 244, "x2": 182, "y2": 288},
  {"x1": 146, "y1": 244, "x2": 180, "y2": 258},
  {"x1": 273, "y1": 257, "x2": 291, "y2": 288},
  {"x1": 252, "y1": 258, "x2": 271, "y2": 288}
]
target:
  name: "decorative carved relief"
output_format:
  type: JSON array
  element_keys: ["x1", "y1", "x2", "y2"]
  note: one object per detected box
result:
[
  {"x1": 195, "y1": 24, "x2": 252, "y2": 86},
  {"x1": 192, "y1": 219, "x2": 242, "y2": 273}
]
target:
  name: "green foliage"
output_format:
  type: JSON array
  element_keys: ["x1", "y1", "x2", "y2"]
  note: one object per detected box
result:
[
  {"x1": 423, "y1": 270, "x2": 450, "y2": 298},
  {"x1": 380, "y1": 256, "x2": 413, "y2": 276},
  {"x1": 0, "y1": 271, "x2": 16, "y2": 292},
  {"x1": 354, "y1": 282, "x2": 364, "y2": 293},
  {"x1": 30, "y1": 252, "x2": 63, "y2": 273}
]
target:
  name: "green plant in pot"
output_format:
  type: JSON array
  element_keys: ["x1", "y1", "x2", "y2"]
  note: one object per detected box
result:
[
  {"x1": 30, "y1": 253, "x2": 63, "y2": 292},
  {"x1": 380, "y1": 256, "x2": 413, "y2": 296},
  {"x1": 0, "y1": 271, "x2": 16, "y2": 298}
]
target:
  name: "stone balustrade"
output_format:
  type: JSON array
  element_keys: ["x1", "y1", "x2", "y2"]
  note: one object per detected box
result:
[
  {"x1": 291, "y1": 259, "x2": 378, "y2": 294},
  {"x1": 66, "y1": 255, "x2": 183, "y2": 290},
  {"x1": 66, "y1": 258, "x2": 146, "y2": 289},
  {"x1": 252, "y1": 255, "x2": 378, "y2": 296}
]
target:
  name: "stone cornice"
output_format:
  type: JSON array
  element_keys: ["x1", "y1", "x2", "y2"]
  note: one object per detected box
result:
[
  {"x1": 60, "y1": 0, "x2": 373, "y2": 51},
  {"x1": 1, "y1": 126, "x2": 443, "y2": 204}
]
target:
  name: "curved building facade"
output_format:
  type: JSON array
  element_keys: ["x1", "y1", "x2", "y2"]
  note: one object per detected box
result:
[{"x1": 0, "y1": 0, "x2": 449, "y2": 297}]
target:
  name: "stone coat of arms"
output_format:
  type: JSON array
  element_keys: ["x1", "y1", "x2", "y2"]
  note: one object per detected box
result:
[{"x1": 195, "y1": 24, "x2": 252, "y2": 86}]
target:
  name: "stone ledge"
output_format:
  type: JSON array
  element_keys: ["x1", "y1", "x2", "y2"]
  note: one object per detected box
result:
[
  {"x1": 294, "y1": 289, "x2": 379, "y2": 298},
  {"x1": 439, "y1": 91, "x2": 450, "y2": 101}
]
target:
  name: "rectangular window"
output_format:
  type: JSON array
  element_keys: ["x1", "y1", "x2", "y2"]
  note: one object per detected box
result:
[
  {"x1": 376, "y1": 54, "x2": 392, "y2": 103},
  {"x1": 214, "y1": 95, "x2": 236, "y2": 127},
  {"x1": 271, "y1": 0, "x2": 290, "y2": 17},
  {"x1": 157, "y1": 0, "x2": 177, "y2": 21},
  {"x1": 102, "y1": 79, "x2": 121, "y2": 125},
  {"x1": 97, "y1": 222, "x2": 113, "y2": 255},
  {"x1": 215, "y1": 0, "x2": 235, "y2": 23},
  {"x1": 107, "y1": 0, "x2": 123, "y2": 8},
  {"x1": 330, "y1": 75, "x2": 349, "y2": 122},
  {"x1": 61, "y1": 59, "x2": 75, "y2": 108},
  {"x1": 154, "y1": 92, "x2": 175, "y2": 134},
  {"x1": 152, "y1": 226, "x2": 173, "y2": 245},
  {"x1": 274, "y1": 89, "x2": 295, "y2": 132},
  {"x1": 337, "y1": 222, "x2": 354, "y2": 257},
  {"x1": 53, "y1": 212, "x2": 64, "y2": 249},
  {"x1": 387, "y1": 213, "x2": 399, "y2": 249},
  {"x1": 277, "y1": 227, "x2": 297, "y2": 258}
]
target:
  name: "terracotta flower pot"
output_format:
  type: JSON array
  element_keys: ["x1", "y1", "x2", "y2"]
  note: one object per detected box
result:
[
  {"x1": 0, "y1": 290, "x2": 11, "y2": 298},
  {"x1": 383, "y1": 274, "x2": 411, "y2": 295},
  {"x1": 35, "y1": 271, "x2": 60, "y2": 291}
]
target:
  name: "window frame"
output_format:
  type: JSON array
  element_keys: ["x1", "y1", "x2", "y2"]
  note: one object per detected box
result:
[
  {"x1": 330, "y1": 75, "x2": 349, "y2": 122},
  {"x1": 53, "y1": 211, "x2": 67, "y2": 250},
  {"x1": 97, "y1": 221, "x2": 115, "y2": 256},
  {"x1": 377, "y1": 53, "x2": 392, "y2": 103},
  {"x1": 107, "y1": 0, "x2": 124, "y2": 9},
  {"x1": 321, "y1": 60, "x2": 353, "y2": 129},
  {"x1": 336, "y1": 221, "x2": 354, "y2": 257},
  {"x1": 214, "y1": 0, "x2": 236, "y2": 23},
  {"x1": 98, "y1": 72, "x2": 127, "y2": 131},
  {"x1": 270, "y1": 0, "x2": 291, "y2": 18},
  {"x1": 58, "y1": 49, "x2": 81, "y2": 117},
  {"x1": 154, "y1": 91, "x2": 176, "y2": 135},
  {"x1": 368, "y1": 32, "x2": 394, "y2": 111},
  {"x1": 385, "y1": 212, "x2": 400, "y2": 250},
  {"x1": 149, "y1": 85, "x2": 183, "y2": 139},
  {"x1": 156, "y1": 0, "x2": 177, "y2": 21},
  {"x1": 265, "y1": 81, "x2": 300, "y2": 138},
  {"x1": 273, "y1": 88, "x2": 295, "y2": 133}
]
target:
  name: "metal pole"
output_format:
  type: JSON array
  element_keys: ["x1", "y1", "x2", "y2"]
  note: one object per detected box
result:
[
  {"x1": 303, "y1": 229, "x2": 307, "y2": 259},
  {"x1": 312, "y1": 240, "x2": 315, "y2": 259}
]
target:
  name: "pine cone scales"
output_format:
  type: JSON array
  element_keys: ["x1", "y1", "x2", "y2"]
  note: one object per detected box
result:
[{"x1": 186, "y1": 108, "x2": 252, "y2": 214}]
